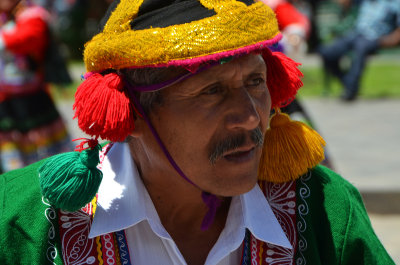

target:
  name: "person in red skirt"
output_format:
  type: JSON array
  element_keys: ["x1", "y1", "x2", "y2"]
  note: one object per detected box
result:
[{"x1": 0, "y1": 0, "x2": 71, "y2": 172}]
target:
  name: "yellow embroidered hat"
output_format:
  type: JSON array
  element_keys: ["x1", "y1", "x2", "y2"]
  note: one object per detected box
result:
[{"x1": 84, "y1": 0, "x2": 280, "y2": 72}]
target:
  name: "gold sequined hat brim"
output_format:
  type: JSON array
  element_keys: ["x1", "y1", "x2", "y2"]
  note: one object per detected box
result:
[{"x1": 84, "y1": 0, "x2": 280, "y2": 72}]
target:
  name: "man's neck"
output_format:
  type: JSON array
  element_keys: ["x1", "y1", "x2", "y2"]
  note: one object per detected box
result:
[
  {"x1": 130, "y1": 140, "x2": 232, "y2": 264},
  {"x1": 143, "y1": 170, "x2": 231, "y2": 264},
  {"x1": 145, "y1": 178, "x2": 232, "y2": 264},
  {"x1": 142, "y1": 170, "x2": 231, "y2": 227},
  {"x1": 155, "y1": 192, "x2": 231, "y2": 265}
]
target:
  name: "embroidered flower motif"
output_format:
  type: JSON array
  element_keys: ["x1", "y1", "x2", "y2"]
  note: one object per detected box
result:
[
  {"x1": 42, "y1": 197, "x2": 59, "y2": 264},
  {"x1": 295, "y1": 171, "x2": 311, "y2": 265}
]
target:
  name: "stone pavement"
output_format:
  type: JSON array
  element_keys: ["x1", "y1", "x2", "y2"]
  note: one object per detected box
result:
[
  {"x1": 56, "y1": 97, "x2": 400, "y2": 264},
  {"x1": 301, "y1": 98, "x2": 400, "y2": 264},
  {"x1": 369, "y1": 214, "x2": 400, "y2": 264},
  {"x1": 301, "y1": 98, "x2": 400, "y2": 192}
]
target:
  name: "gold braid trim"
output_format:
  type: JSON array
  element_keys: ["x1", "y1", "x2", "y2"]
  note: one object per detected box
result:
[
  {"x1": 103, "y1": 0, "x2": 144, "y2": 33},
  {"x1": 84, "y1": 1, "x2": 279, "y2": 72},
  {"x1": 200, "y1": 0, "x2": 248, "y2": 12}
]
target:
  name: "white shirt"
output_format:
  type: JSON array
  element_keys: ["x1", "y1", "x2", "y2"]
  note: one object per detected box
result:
[{"x1": 89, "y1": 142, "x2": 291, "y2": 265}]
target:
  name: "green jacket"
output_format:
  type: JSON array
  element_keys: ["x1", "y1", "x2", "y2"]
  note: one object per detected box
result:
[{"x1": 0, "y1": 159, "x2": 395, "y2": 264}]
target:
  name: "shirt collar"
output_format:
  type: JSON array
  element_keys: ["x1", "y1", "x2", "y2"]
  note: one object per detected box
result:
[{"x1": 89, "y1": 142, "x2": 291, "y2": 250}]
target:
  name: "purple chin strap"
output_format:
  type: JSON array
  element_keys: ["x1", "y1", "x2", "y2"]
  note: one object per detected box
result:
[{"x1": 124, "y1": 77, "x2": 221, "y2": 231}]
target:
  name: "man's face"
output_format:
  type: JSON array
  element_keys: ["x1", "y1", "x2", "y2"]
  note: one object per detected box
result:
[
  {"x1": 0, "y1": 0, "x2": 19, "y2": 13},
  {"x1": 140, "y1": 54, "x2": 271, "y2": 196}
]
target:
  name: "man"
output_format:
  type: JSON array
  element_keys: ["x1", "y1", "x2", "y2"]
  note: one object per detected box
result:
[
  {"x1": 0, "y1": 0, "x2": 395, "y2": 264},
  {"x1": 319, "y1": 0, "x2": 400, "y2": 101}
]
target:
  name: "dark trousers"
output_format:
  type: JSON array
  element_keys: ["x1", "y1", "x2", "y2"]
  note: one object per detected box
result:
[{"x1": 319, "y1": 32, "x2": 379, "y2": 98}]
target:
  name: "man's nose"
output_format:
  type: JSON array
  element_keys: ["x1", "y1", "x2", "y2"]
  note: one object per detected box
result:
[{"x1": 225, "y1": 87, "x2": 261, "y2": 131}]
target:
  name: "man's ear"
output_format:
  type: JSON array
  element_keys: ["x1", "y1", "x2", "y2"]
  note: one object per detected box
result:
[{"x1": 130, "y1": 115, "x2": 145, "y2": 138}]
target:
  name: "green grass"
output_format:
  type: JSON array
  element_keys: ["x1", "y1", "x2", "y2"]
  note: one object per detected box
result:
[
  {"x1": 50, "y1": 81, "x2": 80, "y2": 101},
  {"x1": 49, "y1": 60, "x2": 83, "y2": 101},
  {"x1": 298, "y1": 61, "x2": 400, "y2": 99}
]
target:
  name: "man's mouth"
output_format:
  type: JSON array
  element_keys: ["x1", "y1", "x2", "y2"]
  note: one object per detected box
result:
[
  {"x1": 223, "y1": 146, "x2": 256, "y2": 163},
  {"x1": 209, "y1": 127, "x2": 264, "y2": 164}
]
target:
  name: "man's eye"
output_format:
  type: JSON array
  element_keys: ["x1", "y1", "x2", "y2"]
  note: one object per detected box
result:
[
  {"x1": 202, "y1": 85, "x2": 222, "y2": 95},
  {"x1": 248, "y1": 77, "x2": 265, "y2": 87}
]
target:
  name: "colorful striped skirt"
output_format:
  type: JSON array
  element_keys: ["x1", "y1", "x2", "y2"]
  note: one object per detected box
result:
[{"x1": 0, "y1": 89, "x2": 72, "y2": 173}]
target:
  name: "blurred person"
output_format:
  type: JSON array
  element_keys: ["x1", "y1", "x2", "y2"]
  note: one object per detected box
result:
[
  {"x1": 319, "y1": 0, "x2": 400, "y2": 101},
  {"x1": 0, "y1": 1, "x2": 395, "y2": 264},
  {"x1": 35, "y1": 0, "x2": 112, "y2": 60},
  {"x1": 319, "y1": 0, "x2": 361, "y2": 45},
  {"x1": 0, "y1": 0, "x2": 71, "y2": 172},
  {"x1": 258, "y1": 0, "x2": 311, "y2": 59}
]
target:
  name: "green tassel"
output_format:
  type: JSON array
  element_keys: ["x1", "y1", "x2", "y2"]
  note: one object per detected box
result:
[{"x1": 39, "y1": 144, "x2": 103, "y2": 212}]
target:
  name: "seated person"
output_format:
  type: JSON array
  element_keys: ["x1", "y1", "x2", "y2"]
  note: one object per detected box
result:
[{"x1": 319, "y1": 0, "x2": 400, "y2": 101}]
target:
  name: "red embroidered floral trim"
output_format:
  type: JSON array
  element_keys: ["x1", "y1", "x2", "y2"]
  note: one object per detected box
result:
[{"x1": 244, "y1": 180, "x2": 298, "y2": 265}]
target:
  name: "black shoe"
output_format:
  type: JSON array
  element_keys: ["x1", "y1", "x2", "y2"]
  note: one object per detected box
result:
[{"x1": 340, "y1": 91, "x2": 357, "y2": 102}]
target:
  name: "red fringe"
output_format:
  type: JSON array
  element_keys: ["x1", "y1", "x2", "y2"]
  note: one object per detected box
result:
[
  {"x1": 73, "y1": 73, "x2": 135, "y2": 142},
  {"x1": 262, "y1": 49, "x2": 303, "y2": 108}
]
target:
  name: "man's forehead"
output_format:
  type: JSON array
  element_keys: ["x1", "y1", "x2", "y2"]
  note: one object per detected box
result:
[
  {"x1": 193, "y1": 54, "x2": 266, "y2": 80},
  {"x1": 159, "y1": 54, "x2": 267, "y2": 95},
  {"x1": 131, "y1": 53, "x2": 266, "y2": 93},
  {"x1": 222, "y1": 54, "x2": 266, "y2": 70}
]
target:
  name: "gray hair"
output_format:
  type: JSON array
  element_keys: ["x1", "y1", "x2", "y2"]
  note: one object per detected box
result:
[{"x1": 121, "y1": 67, "x2": 187, "y2": 114}]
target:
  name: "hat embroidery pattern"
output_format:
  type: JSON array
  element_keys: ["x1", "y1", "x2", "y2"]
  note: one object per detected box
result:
[{"x1": 84, "y1": 0, "x2": 279, "y2": 71}]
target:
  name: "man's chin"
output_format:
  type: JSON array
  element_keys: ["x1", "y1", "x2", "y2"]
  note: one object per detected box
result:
[
  {"x1": 227, "y1": 182, "x2": 257, "y2": 197},
  {"x1": 211, "y1": 175, "x2": 258, "y2": 197}
]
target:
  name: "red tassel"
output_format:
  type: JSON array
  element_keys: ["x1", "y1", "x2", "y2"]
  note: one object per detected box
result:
[
  {"x1": 262, "y1": 49, "x2": 304, "y2": 108},
  {"x1": 73, "y1": 138, "x2": 99, "y2": 152},
  {"x1": 73, "y1": 73, "x2": 135, "y2": 142}
]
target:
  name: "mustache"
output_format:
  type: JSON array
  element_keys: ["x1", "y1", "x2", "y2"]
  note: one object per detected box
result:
[{"x1": 208, "y1": 127, "x2": 264, "y2": 164}]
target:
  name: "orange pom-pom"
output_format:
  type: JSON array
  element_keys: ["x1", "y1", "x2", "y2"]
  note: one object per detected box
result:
[
  {"x1": 258, "y1": 109, "x2": 326, "y2": 183},
  {"x1": 263, "y1": 49, "x2": 303, "y2": 108},
  {"x1": 73, "y1": 73, "x2": 135, "y2": 142}
]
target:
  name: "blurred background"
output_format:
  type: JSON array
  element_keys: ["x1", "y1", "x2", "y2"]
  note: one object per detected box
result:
[{"x1": 1, "y1": 0, "x2": 399, "y2": 263}]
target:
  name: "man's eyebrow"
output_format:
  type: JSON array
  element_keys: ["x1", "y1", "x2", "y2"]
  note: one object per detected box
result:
[{"x1": 248, "y1": 59, "x2": 266, "y2": 73}]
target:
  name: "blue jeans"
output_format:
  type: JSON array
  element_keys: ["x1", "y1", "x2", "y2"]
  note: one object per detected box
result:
[{"x1": 319, "y1": 32, "x2": 379, "y2": 97}]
